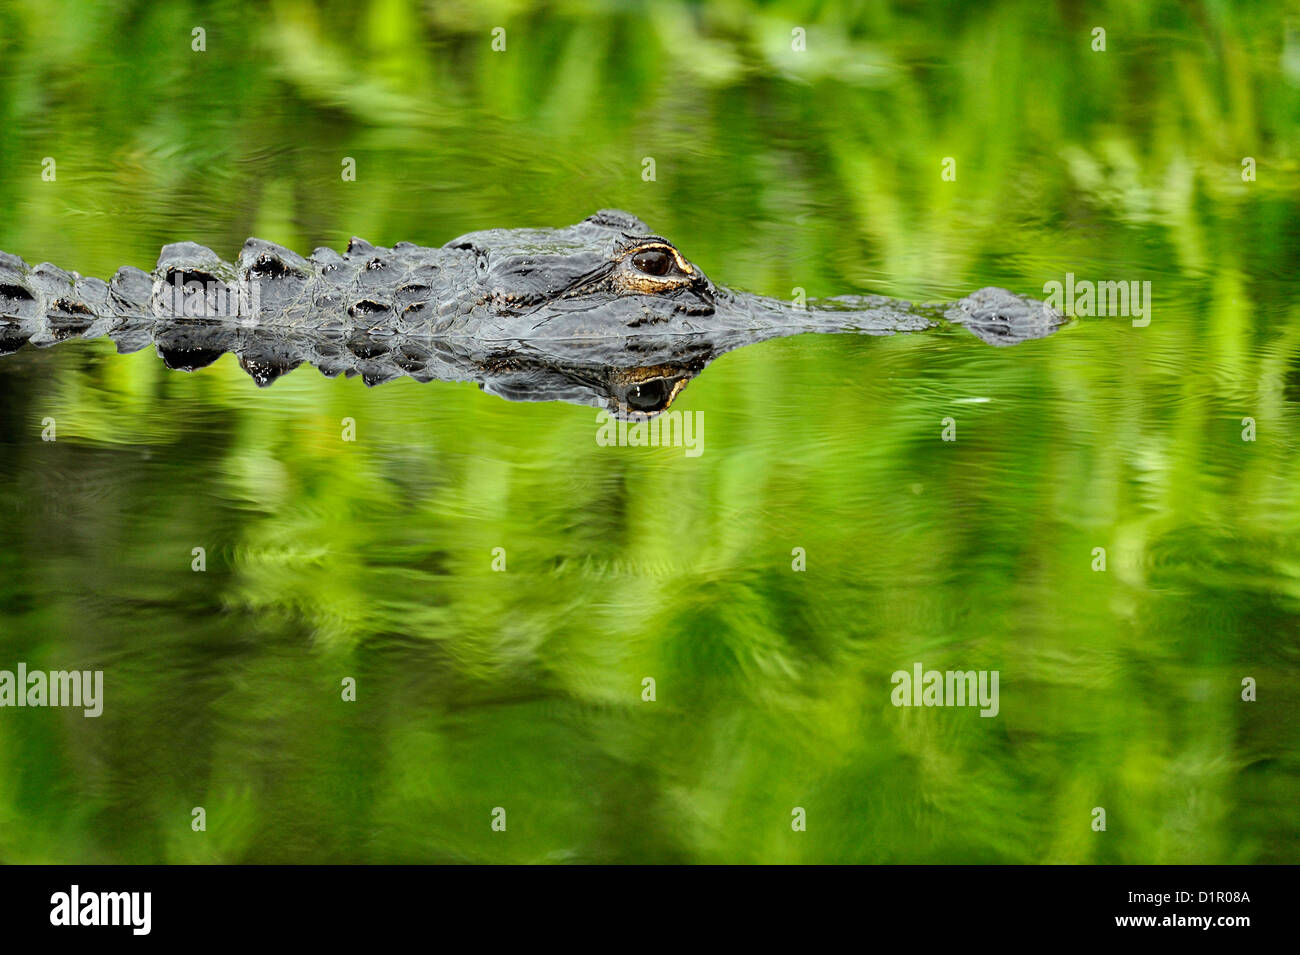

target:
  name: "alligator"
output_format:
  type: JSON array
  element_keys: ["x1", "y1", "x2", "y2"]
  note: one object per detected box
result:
[{"x1": 0, "y1": 210, "x2": 1065, "y2": 416}]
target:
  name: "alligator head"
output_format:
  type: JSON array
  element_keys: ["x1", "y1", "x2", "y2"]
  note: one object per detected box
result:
[
  {"x1": 438, "y1": 209, "x2": 1065, "y2": 415},
  {"x1": 449, "y1": 210, "x2": 719, "y2": 336}
]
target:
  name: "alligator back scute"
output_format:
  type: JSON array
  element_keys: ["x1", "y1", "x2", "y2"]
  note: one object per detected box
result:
[
  {"x1": 52, "y1": 277, "x2": 111, "y2": 339},
  {"x1": 0, "y1": 252, "x2": 39, "y2": 333},
  {"x1": 153, "y1": 243, "x2": 240, "y2": 320},
  {"x1": 156, "y1": 241, "x2": 235, "y2": 278},
  {"x1": 22, "y1": 263, "x2": 95, "y2": 343},
  {"x1": 0, "y1": 252, "x2": 37, "y2": 354},
  {"x1": 109, "y1": 266, "x2": 155, "y2": 318},
  {"x1": 354, "y1": 250, "x2": 395, "y2": 288},
  {"x1": 239, "y1": 239, "x2": 314, "y2": 321},
  {"x1": 310, "y1": 247, "x2": 348, "y2": 283},
  {"x1": 29, "y1": 261, "x2": 77, "y2": 292},
  {"x1": 0, "y1": 250, "x2": 28, "y2": 275},
  {"x1": 239, "y1": 238, "x2": 311, "y2": 278}
]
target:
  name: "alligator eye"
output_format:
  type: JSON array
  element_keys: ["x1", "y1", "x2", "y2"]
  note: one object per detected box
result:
[{"x1": 632, "y1": 249, "x2": 672, "y2": 277}]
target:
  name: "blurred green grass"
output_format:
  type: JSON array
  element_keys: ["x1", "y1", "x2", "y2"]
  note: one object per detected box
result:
[{"x1": 0, "y1": 0, "x2": 1297, "y2": 863}]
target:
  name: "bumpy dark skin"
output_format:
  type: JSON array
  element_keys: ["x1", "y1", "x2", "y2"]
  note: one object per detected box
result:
[{"x1": 0, "y1": 210, "x2": 1065, "y2": 416}]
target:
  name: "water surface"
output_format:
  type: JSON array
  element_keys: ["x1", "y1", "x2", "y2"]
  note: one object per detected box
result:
[{"x1": 0, "y1": 0, "x2": 1297, "y2": 863}]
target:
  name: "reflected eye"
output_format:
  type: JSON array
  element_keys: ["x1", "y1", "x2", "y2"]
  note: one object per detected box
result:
[
  {"x1": 632, "y1": 248, "x2": 673, "y2": 277},
  {"x1": 624, "y1": 378, "x2": 674, "y2": 412}
]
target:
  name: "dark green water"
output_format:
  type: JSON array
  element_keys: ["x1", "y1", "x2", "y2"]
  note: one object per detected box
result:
[{"x1": 0, "y1": 0, "x2": 1297, "y2": 863}]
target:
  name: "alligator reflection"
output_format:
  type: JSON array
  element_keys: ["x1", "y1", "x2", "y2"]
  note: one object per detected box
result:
[{"x1": 2, "y1": 298, "x2": 1058, "y2": 419}]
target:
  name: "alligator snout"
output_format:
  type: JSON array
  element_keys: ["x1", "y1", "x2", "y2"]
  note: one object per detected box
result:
[{"x1": 943, "y1": 288, "x2": 1067, "y2": 346}]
